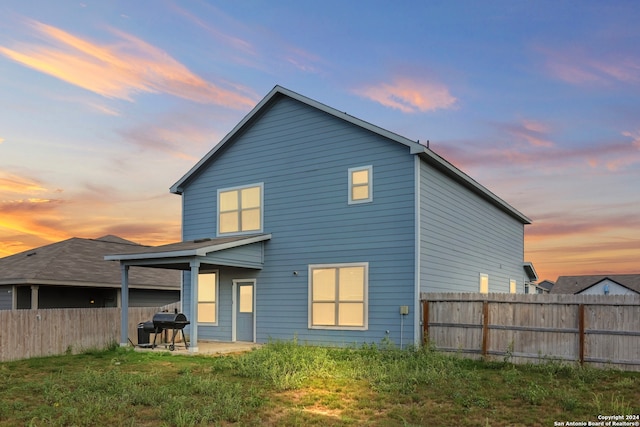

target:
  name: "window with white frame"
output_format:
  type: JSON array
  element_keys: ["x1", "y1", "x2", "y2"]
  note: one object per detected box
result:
[
  {"x1": 479, "y1": 273, "x2": 489, "y2": 294},
  {"x1": 309, "y1": 263, "x2": 368, "y2": 329},
  {"x1": 197, "y1": 272, "x2": 217, "y2": 323},
  {"x1": 218, "y1": 183, "x2": 263, "y2": 234},
  {"x1": 348, "y1": 166, "x2": 372, "y2": 204},
  {"x1": 509, "y1": 279, "x2": 517, "y2": 294}
]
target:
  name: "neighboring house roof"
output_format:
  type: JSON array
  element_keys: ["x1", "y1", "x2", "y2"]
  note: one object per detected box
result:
[
  {"x1": 524, "y1": 262, "x2": 538, "y2": 282},
  {"x1": 537, "y1": 280, "x2": 555, "y2": 292},
  {"x1": 0, "y1": 235, "x2": 180, "y2": 290},
  {"x1": 551, "y1": 274, "x2": 640, "y2": 294},
  {"x1": 170, "y1": 85, "x2": 531, "y2": 225}
]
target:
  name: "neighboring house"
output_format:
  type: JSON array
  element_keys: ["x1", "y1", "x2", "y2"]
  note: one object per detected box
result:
[
  {"x1": 0, "y1": 235, "x2": 180, "y2": 310},
  {"x1": 107, "y1": 86, "x2": 534, "y2": 351},
  {"x1": 525, "y1": 279, "x2": 554, "y2": 294},
  {"x1": 551, "y1": 275, "x2": 640, "y2": 295}
]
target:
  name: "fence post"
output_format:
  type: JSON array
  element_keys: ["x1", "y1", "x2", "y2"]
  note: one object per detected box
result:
[
  {"x1": 422, "y1": 300, "x2": 429, "y2": 345},
  {"x1": 482, "y1": 300, "x2": 489, "y2": 358},
  {"x1": 578, "y1": 304, "x2": 585, "y2": 366}
]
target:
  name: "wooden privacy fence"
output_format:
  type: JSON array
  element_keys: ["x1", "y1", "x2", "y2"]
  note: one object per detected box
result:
[
  {"x1": 421, "y1": 293, "x2": 640, "y2": 371},
  {"x1": 0, "y1": 302, "x2": 180, "y2": 362}
]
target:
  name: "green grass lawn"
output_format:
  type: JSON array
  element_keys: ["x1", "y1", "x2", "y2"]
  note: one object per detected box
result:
[{"x1": 0, "y1": 341, "x2": 638, "y2": 426}]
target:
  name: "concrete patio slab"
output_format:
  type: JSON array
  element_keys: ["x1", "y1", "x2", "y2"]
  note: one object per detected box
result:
[{"x1": 134, "y1": 340, "x2": 262, "y2": 356}]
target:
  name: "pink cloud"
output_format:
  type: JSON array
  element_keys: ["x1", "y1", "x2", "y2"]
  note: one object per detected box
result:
[
  {"x1": 170, "y1": 2, "x2": 324, "y2": 76},
  {"x1": 435, "y1": 123, "x2": 640, "y2": 173},
  {"x1": 501, "y1": 119, "x2": 555, "y2": 148},
  {"x1": 170, "y1": 3, "x2": 257, "y2": 58},
  {"x1": 118, "y1": 108, "x2": 222, "y2": 160},
  {"x1": 622, "y1": 130, "x2": 640, "y2": 148},
  {"x1": 355, "y1": 77, "x2": 457, "y2": 113},
  {"x1": 0, "y1": 19, "x2": 258, "y2": 109},
  {"x1": 526, "y1": 214, "x2": 640, "y2": 239},
  {"x1": 603, "y1": 130, "x2": 640, "y2": 170},
  {"x1": 539, "y1": 45, "x2": 640, "y2": 86}
]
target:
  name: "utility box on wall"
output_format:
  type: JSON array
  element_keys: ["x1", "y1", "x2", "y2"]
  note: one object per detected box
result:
[{"x1": 399, "y1": 305, "x2": 409, "y2": 315}]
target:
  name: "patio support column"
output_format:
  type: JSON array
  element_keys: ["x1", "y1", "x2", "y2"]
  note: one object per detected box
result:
[
  {"x1": 30, "y1": 285, "x2": 39, "y2": 310},
  {"x1": 189, "y1": 260, "x2": 200, "y2": 353},
  {"x1": 120, "y1": 264, "x2": 129, "y2": 347}
]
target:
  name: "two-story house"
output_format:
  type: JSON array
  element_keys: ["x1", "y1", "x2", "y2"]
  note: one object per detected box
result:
[{"x1": 107, "y1": 86, "x2": 534, "y2": 352}]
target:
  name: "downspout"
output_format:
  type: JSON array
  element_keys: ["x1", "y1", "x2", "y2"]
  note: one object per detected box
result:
[{"x1": 413, "y1": 155, "x2": 421, "y2": 346}]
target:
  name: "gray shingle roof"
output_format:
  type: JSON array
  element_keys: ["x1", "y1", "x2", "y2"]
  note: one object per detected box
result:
[
  {"x1": 0, "y1": 236, "x2": 180, "y2": 290},
  {"x1": 105, "y1": 234, "x2": 271, "y2": 259},
  {"x1": 550, "y1": 274, "x2": 640, "y2": 294},
  {"x1": 537, "y1": 280, "x2": 555, "y2": 291}
]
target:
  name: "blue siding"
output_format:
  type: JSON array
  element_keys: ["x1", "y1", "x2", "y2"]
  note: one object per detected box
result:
[
  {"x1": 181, "y1": 96, "x2": 417, "y2": 346},
  {"x1": 200, "y1": 243, "x2": 264, "y2": 269},
  {"x1": 419, "y1": 160, "x2": 525, "y2": 293}
]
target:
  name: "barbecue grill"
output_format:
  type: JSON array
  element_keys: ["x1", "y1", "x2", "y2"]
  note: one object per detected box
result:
[{"x1": 141, "y1": 312, "x2": 190, "y2": 351}]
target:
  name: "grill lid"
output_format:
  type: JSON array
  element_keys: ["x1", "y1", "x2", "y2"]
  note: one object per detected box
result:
[{"x1": 152, "y1": 312, "x2": 189, "y2": 329}]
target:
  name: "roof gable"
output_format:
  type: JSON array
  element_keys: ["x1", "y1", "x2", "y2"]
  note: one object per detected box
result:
[
  {"x1": 170, "y1": 86, "x2": 424, "y2": 194},
  {"x1": 551, "y1": 274, "x2": 640, "y2": 294},
  {"x1": 170, "y1": 85, "x2": 530, "y2": 224}
]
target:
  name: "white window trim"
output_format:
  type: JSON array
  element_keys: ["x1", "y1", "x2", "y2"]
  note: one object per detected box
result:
[
  {"x1": 479, "y1": 273, "x2": 489, "y2": 294},
  {"x1": 197, "y1": 270, "x2": 219, "y2": 325},
  {"x1": 308, "y1": 262, "x2": 369, "y2": 331},
  {"x1": 348, "y1": 165, "x2": 373, "y2": 204},
  {"x1": 216, "y1": 182, "x2": 264, "y2": 236}
]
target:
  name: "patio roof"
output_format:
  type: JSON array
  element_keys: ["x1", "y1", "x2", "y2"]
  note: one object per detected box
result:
[
  {"x1": 109, "y1": 234, "x2": 271, "y2": 351},
  {"x1": 105, "y1": 234, "x2": 271, "y2": 270}
]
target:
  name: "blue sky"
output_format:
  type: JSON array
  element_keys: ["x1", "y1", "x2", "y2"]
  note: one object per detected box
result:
[{"x1": 1, "y1": 1, "x2": 639, "y2": 281}]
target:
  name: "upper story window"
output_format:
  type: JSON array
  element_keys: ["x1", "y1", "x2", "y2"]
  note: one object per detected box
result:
[
  {"x1": 218, "y1": 183, "x2": 263, "y2": 235},
  {"x1": 348, "y1": 166, "x2": 373, "y2": 204}
]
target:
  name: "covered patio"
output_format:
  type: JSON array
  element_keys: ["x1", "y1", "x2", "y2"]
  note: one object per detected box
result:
[{"x1": 105, "y1": 234, "x2": 271, "y2": 353}]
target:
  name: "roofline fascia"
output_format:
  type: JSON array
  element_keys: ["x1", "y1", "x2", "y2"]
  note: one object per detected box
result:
[{"x1": 105, "y1": 249, "x2": 200, "y2": 261}]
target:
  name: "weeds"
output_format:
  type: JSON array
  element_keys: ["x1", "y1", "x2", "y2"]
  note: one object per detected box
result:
[
  {"x1": 0, "y1": 342, "x2": 638, "y2": 426},
  {"x1": 593, "y1": 392, "x2": 634, "y2": 415}
]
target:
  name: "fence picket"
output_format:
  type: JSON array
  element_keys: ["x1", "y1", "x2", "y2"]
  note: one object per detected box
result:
[
  {"x1": 0, "y1": 303, "x2": 180, "y2": 362},
  {"x1": 421, "y1": 293, "x2": 640, "y2": 371}
]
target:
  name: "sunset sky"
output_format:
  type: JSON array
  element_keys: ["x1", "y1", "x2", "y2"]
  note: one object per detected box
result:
[{"x1": 1, "y1": 1, "x2": 638, "y2": 282}]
